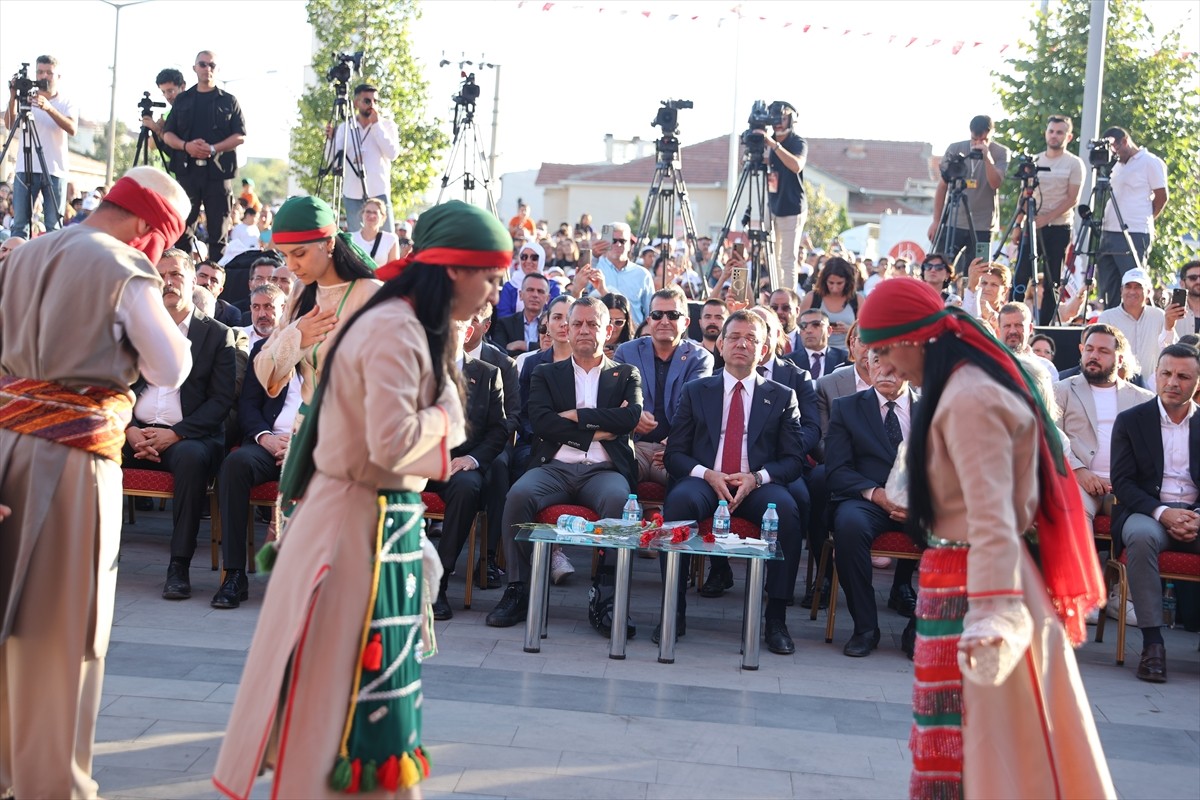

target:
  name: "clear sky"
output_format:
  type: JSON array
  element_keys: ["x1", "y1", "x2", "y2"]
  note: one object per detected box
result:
[{"x1": 3, "y1": 0, "x2": 1195, "y2": 174}]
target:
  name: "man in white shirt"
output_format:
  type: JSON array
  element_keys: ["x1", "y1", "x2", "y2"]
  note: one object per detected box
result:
[
  {"x1": 1096, "y1": 126, "x2": 1169, "y2": 309},
  {"x1": 4, "y1": 55, "x2": 78, "y2": 237},
  {"x1": 328, "y1": 83, "x2": 400, "y2": 233},
  {"x1": 1097, "y1": 268, "x2": 1174, "y2": 391}
]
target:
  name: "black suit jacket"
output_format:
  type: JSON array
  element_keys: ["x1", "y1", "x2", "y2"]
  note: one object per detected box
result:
[
  {"x1": 239, "y1": 339, "x2": 289, "y2": 444},
  {"x1": 134, "y1": 309, "x2": 238, "y2": 442},
  {"x1": 1111, "y1": 398, "x2": 1200, "y2": 553},
  {"x1": 826, "y1": 387, "x2": 915, "y2": 501},
  {"x1": 479, "y1": 341, "x2": 520, "y2": 437},
  {"x1": 212, "y1": 298, "x2": 243, "y2": 328},
  {"x1": 457, "y1": 355, "x2": 508, "y2": 471},
  {"x1": 492, "y1": 312, "x2": 537, "y2": 357},
  {"x1": 782, "y1": 345, "x2": 848, "y2": 378},
  {"x1": 528, "y1": 357, "x2": 642, "y2": 489},
  {"x1": 518, "y1": 348, "x2": 556, "y2": 444},
  {"x1": 665, "y1": 374, "x2": 805, "y2": 485},
  {"x1": 763, "y1": 358, "x2": 821, "y2": 459}
]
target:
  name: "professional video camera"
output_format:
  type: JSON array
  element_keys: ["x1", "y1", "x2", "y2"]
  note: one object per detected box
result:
[
  {"x1": 1087, "y1": 137, "x2": 1117, "y2": 171},
  {"x1": 325, "y1": 51, "x2": 364, "y2": 86},
  {"x1": 651, "y1": 98, "x2": 693, "y2": 137},
  {"x1": 940, "y1": 151, "x2": 969, "y2": 183},
  {"x1": 1011, "y1": 153, "x2": 1050, "y2": 183},
  {"x1": 9, "y1": 63, "x2": 49, "y2": 105},
  {"x1": 740, "y1": 100, "x2": 771, "y2": 156},
  {"x1": 138, "y1": 90, "x2": 166, "y2": 117},
  {"x1": 453, "y1": 72, "x2": 480, "y2": 107}
]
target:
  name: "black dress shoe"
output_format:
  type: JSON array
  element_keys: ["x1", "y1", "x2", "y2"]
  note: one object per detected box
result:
[
  {"x1": 888, "y1": 584, "x2": 918, "y2": 618},
  {"x1": 901, "y1": 617, "x2": 917, "y2": 661},
  {"x1": 480, "y1": 553, "x2": 503, "y2": 589},
  {"x1": 210, "y1": 569, "x2": 248, "y2": 609},
  {"x1": 1136, "y1": 642, "x2": 1167, "y2": 683},
  {"x1": 698, "y1": 568, "x2": 735, "y2": 598},
  {"x1": 843, "y1": 628, "x2": 881, "y2": 657},
  {"x1": 764, "y1": 618, "x2": 795, "y2": 655},
  {"x1": 485, "y1": 583, "x2": 528, "y2": 627},
  {"x1": 799, "y1": 577, "x2": 832, "y2": 610},
  {"x1": 162, "y1": 559, "x2": 191, "y2": 600},
  {"x1": 651, "y1": 615, "x2": 686, "y2": 645},
  {"x1": 432, "y1": 590, "x2": 454, "y2": 621}
]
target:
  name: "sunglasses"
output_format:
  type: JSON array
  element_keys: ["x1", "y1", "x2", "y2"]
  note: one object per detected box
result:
[
  {"x1": 611, "y1": 238, "x2": 628, "y2": 245},
  {"x1": 519, "y1": 253, "x2": 540, "y2": 261},
  {"x1": 649, "y1": 310, "x2": 684, "y2": 321},
  {"x1": 611, "y1": 318, "x2": 627, "y2": 327},
  {"x1": 924, "y1": 262, "x2": 948, "y2": 271},
  {"x1": 537, "y1": 326, "x2": 548, "y2": 335},
  {"x1": 196, "y1": 60, "x2": 217, "y2": 69}
]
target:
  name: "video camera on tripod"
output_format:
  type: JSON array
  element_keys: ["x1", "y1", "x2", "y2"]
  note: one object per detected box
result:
[
  {"x1": 652, "y1": 99, "x2": 692, "y2": 137},
  {"x1": 940, "y1": 149, "x2": 984, "y2": 183},
  {"x1": 453, "y1": 72, "x2": 481, "y2": 109},
  {"x1": 138, "y1": 90, "x2": 166, "y2": 116},
  {"x1": 8, "y1": 63, "x2": 49, "y2": 107},
  {"x1": 1011, "y1": 153, "x2": 1050, "y2": 185},
  {"x1": 326, "y1": 51, "x2": 364, "y2": 88},
  {"x1": 740, "y1": 100, "x2": 793, "y2": 162},
  {"x1": 1086, "y1": 137, "x2": 1117, "y2": 172}
]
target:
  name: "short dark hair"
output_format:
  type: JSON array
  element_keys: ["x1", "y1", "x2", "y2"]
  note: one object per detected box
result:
[
  {"x1": 702, "y1": 298, "x2": 728, "y2": 312},
  {"x1": 1030, "y1": 333, "x2": 1056, "y2": 356},
  {"x1": 1047, "y1": 114, "x2": 1073, "y2": 133},
  {"x1": 251, "y1": 256, "x2": 280, "y2": 270},
  {"x1": 36, "y1": 55, "x2": 57, "y2": 68},
  {"x1": 1102, "y1": 126, "x2": 1130, "y2": 143},
  {"x1": 722, "y1": 309, "x2": 766, "y2": 339},
  {"x1": 197, "y1": 260, "x2": 225, "y2": 275},
  {"x1": 1158, "y1": 343, "x2": 1200, "y2": 367},
  {"x1": 651, "y1": 285, "x2": 687, "y2": 307},
  {"x1": 521, "y1": 271, "x2": 549, "y2": 288},
  {"x1": 156, "y1": 68, "x2": 185, "y2": 87},
  {"x1": 1179, "y1": 260, "x2": 1200, "y2": 282},
  {"x1": 353, "y1": 83, "x2": 378, "y2": 97},
  {"x1": 969, "y1": 115, "x2": 993, "y2": 137}
]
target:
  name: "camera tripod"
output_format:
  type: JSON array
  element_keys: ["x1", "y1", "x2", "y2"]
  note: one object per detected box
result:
[
  {"x1": 436, "y1": 87, "x2": 497, "y2": 215},
  {"x1": 132, "y1": 123, "x2": 168, "y2": 170},
  {"x1": 708, "y1": 141, "x2": 779, "y2": 297},
  {"x1": 1059, "y1": 166, "x2": 1144, "y2": 313},
  {"x1": 930, "y1": 175, "x2": 980, "y2": 274},
  {"x1": 315, "y1": 78, "x2": 369, "y2": 226},
  {"x1": 0, "y1": 98, "x2": 63, "y2": 233},
  {"x1": 635, "y1": 133, "x2": 706, "y2": 298},
  {"x1": 997, "y1": 176, "x2": 1049, "y2": 321}
]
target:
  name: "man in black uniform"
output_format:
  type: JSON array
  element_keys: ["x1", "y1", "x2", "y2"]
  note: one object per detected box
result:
[{"x1": 162, "y1": 50, "x2": 246, "y2": 261}]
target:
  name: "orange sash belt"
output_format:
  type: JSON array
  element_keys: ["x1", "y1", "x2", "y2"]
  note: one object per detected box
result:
[{"x1": 0, "y1": 376, "x2": 132, "y2": 462}]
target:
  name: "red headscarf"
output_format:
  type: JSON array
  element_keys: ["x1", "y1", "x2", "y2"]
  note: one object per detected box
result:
[
  {"x1": 858, "y1": 278, "x2": 1104, "y2": 645},
  {"x1": 103, "y1": 176, "x2": 186, "y2": 264}
]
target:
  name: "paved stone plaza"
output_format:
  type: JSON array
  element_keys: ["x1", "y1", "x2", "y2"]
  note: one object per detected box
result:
[{"x1": 93, "y1": 511, "x2": 1199, "y2": 799}]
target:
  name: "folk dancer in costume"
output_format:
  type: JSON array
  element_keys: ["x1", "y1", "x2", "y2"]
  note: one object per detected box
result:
[
  {"x1": 212, "y1": 201, "x2": 510, "y2": 797},
  {"x1": 857, "y1": 278, "x2": 1115, "y2": 800},
  {"x1": 0, "y1": 167, "x2": 193, "y2": 799}
]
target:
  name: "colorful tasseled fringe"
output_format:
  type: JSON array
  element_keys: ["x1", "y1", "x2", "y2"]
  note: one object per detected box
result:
[
  {"x1": 910, "y1": 544, "x2": 967, "y2": 800},
  {"x1": 329, "y1": 492, "x2": 432, "y2": 793}
]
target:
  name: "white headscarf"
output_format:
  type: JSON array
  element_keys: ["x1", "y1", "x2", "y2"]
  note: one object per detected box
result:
[{"x1": 508, "y1": 240, "x2": 547, "y2": 313}]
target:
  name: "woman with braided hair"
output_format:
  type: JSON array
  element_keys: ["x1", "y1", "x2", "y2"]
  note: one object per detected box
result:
[
  {"x1": 857, "y1": 277, "x2": 1114, "y2": 800},
  {"x1": 213, "y1": 201, "x2": 510, "y2": 798}
]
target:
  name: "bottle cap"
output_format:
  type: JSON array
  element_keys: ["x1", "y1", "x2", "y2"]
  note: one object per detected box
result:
[{"x1": 767, "y1": 503, "x2": 776, "y2": 508}]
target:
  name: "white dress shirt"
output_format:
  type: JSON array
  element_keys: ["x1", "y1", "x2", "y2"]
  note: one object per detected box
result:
[
  {"x1": 806, "y1": 348, "x2": 828, "y2": 379},
  {"x1": 861, "y1": 389, "x2": 912, "y2": 500},
  {"x1": 1153, "y1": 399, "x2": 1198, "y2": 519},
  {"x1": 333, "y1": 115, "x2": 401, "y2": 199},
  {"x1": 1089, "y1": 385, "x2": 1118, "y2": 480},
  {"x1": 1103, "y1": 148, "x2": 1168, "y2": 234},
  {"x1": 553, "y1": 358, "x2": 610, "y2": 465},
  {"x1": 690, "y1": 372, "x2": 772, "y2": 485},
  {"x1": 133, "y1": 314, "x2": 192, "y2": 425}
]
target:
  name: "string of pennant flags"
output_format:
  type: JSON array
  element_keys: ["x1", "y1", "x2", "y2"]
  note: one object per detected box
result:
[{"x1": 515, "y1": 1, "x2": 1018, "y2": 56}]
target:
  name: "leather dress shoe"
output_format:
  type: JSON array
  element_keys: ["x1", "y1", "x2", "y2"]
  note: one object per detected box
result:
[
  {"x1": 901, "y1": 617, "x2": 917, "y2": 661},
  {"x1": 1136, "y1": 642, "x2": 1167, "y2": 683},
  {"x1": 843, "y1": 628, "x2": 881, "y2": 657},
  {"x1": 888, "y1": 584, "x2": 918, "y2": 618},
  {"x1": 432, "y1": 590, "x2": 454, "y2": 621},
  {"x1": 651, "y1": 615, "x2": 686, "y2": 645},
  {"x1": 479, "y1": 554, "x2": 504, "y2": 589},
  {"x1": 764, "y1": 618, "x2": 795, "y2": 655},
  {"x1": 210, "y1": 568, "x2": 248, "y2": 609},
  {"x1": 162, "y1": 559, "x2": 191, "y2": 600},
  {"x1": 699, "y1": 568, "x2": 734, "y2": 598},
  {"x1": 799, "y1": 577, "x2": 832, "y2": 610},
  {"x1": 485, "y1": 583, "x2": 528, "y2": 627}
]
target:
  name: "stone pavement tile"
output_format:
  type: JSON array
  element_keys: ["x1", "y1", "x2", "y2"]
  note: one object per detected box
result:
[
  {"x1": 602, "y1": 661, "x2": 783, "y2": 693},
  {"x1": 109, "y1": 622, "x2": 254, "y2": 652},
  {"x1": 1107, "y1": 758, "x2": 1200, "y2": 800},
  {"x1": 102, "y1": 695, "x2": 233, "y2": 725},
  {"x1": 1096, "y1": 721, "x2": 1200, "y2": 767},
  {"x1": 204, "y1": 683, "x2": 240, "y2": 704},
  {"x1": 95, "y1": 714, "x2": 157, "y2": 744},
  {"x1": 832, "y1": 711, "x2": 913, "y2": 740},
  {"x1": 425, "y1": 741, "x2": 562, "y2": 776},
  {"x1": 480, "y1": 651, "x2": 548, "y2": 672},
  {"x1": 557, "y1": 751, "x2": 660, "y2": 784},
  {"x1": 94, "y1": 766, "x2": 220, "y2": 800},
  {"x1": 654, "y1": 758, "x2": 793, "y2": 796},
  {"x1": 541, "y1": 654, "x2": 613, "y2": 678},
  {"x1": 737, "y1": 735, "x2": 873, "y2": 780},
  {"x1": 94, "y1": 740, "x2": 210, "y2": 773},
  {"x1": 455, "y1": 767, "x2": 649, "y2": 799},
  {"x1": 422, "y1": 700, "x2": 520, "y2": 746},
  {"x1": 101, "y1": 674, "x2": 224, "y2": 702},
  {"x1": 789, "y1": 772, "x2": 903, "y2": 800},
  {"x1": 105, "y1": 641, "x2": 248, "y2": 683},
  {"x1": 1093, "y1": 692, "x2": 1197, "y2": 729},
  {"x1": 876, "y1": 701, "x2": 917, "y2": 722}
]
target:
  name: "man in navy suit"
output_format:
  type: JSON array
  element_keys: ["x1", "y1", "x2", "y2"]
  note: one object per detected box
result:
[
  {"x1": 825, "y1": 350, "x2": 918, "y2": 657},
  {"x1": 1111, "y1": 344, "x2": 1200, "y2": 683},
  {"x1": 486, "y1": 297, "x2": 643, "y2": 630},
  {"x1": 782, "y1": 308, "x2": 848, "y2": 380},
  {"x1": 662, "y1": 311, "x2": 807, "y2": 654},
  {"x1": 614, "y1": 285, "x2": 714, "y2": 485}
]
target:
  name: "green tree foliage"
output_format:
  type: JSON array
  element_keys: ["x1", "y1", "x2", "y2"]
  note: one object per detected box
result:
[
  {"x1": 626, "y1": 194, "x2": 661, "y2": 239},
  {"x1": 290, "y1": 0, "x2": 446, "y2": 218},
  {"x1": 805, "y1": 181, "x2": 852, "y2": 250},
  {"x1": 90, "y1": 123, "x2": 137, "y2": 178},
  {"x1": 994, "y1": 0, "x2": 1200, "y2": 279},
  {"x1": 239, "y1": 158, "x2": 289, "y2": 208}
]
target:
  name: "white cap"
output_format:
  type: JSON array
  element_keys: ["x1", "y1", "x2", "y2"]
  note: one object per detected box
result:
[{"x1": 1121, "y1": 268, "x2": 1151, "y2": 291}]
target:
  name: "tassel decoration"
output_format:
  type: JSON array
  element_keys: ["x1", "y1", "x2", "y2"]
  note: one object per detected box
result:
[
  {"x1": 414, "y1": 746, "x2": 431, "y2": 777},
  {"x1": 378, "y1": 755, "x2": 400, "y2": 791},
  {"x1": 362, "y1": 633, "x2": 383, "y2": 671},
  {"x1": 256, "y1": 540, "x2": 278, "y2": 573},
  {"x1": 360, "y1": 760, "x2": 378, "y2": 793},
  {"x1": 399, "y1": 752, "x2": 420, "y2": 788},
  {"x1": 347, "y1": 758, "x2": 362, "y2": 793},
  {"x1": 329, "y1": 756, "x2": 352, "y2": 791}
]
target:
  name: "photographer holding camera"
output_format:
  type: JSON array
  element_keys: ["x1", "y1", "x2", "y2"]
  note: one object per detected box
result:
[
  {"x1": 1095, "y1": 126, "x2": 1169, "y2": 309},
  {"x1": 757, "y1": 101, "x2": 808, "y2": 293},
  {"x1": 928, "y1": 115, "x2": 1009, "y2": 274},
  {"x1": 161, "y1": 51, "x2": 246, "y2": 261},
  {"x1": 325, "y1": 82, "x2": 400, "y2": 233},
  {"x1": 4, "y1": 55, "x2": 78, "y2": 238},
  {"x1": 140, "y1": 68, "x2": 186, "y2": 141}
]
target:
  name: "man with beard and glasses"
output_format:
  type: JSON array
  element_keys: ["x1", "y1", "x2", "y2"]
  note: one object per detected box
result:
[
  {"x1": 1162, "y1": 260, "x2": 1200, "y2": 341},
  {"x1": 1054, "y1": 324, "x2": 1153, "y2": 530}
]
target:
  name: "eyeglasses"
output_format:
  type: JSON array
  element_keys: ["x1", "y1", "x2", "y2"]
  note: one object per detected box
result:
[
  {"x1": 768, "y1": 304, "x2": 793, "y2": 312},
  {"x1": 648, "y1": 310, "x2": 684, "y2": 321},
  {"x1": 519, "y1": 253, "x2": 540, "y2": 262},
  {"x1": 611, "y1": 238, "x2": 628, "y2": 245},
  {"x1": 196, "y1": 60, "x2": 217, "y2": 69},
  {"x1": 1185, "y1": 275, "x2": 1200, "y2": 282},
  {"x1": 797, "y1": 320, "x2": 827, "y2": 329},
  {"x1": 924, "y1": 263, "x2": 948, "y2": 272}
]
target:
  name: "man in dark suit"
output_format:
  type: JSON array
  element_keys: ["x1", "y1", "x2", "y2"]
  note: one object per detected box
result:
[
  {"x1": 825, "y1": 350, "x2": 918, "y2": 657},
  {"x1": 429, "y1": 320, "x2": 509, "y2": 620},
  {"x1": 235, "y1": 255, "x2": 281, "y2": 325},
  {"x1": 692, "y1": 297, "x2": 728, "y2": 371},
  {"x1": 211, "y1": 335, "x2": 298, "y2": 609},
  {"x1": 195, "y1": 260, "x2": 246, "y2": 327},
  {"x1": 486, "y1": 297, "x2": 642, "y2": 631},
  {"x1": 662, "y1": 310, "x2": 807, "y2": 654},
  {"x1": 782, "y1": 308, "x2": 848, "y2": 380},
  {"x1": 125, "y1": 249, "x2": 238, "y2": 601},
  {"x1": 1111, "y1": 343, "x2": 1200, "y2": 684},
  {"x1": 491, "y1": 272, "x2": 550, "y2": 357},
  {"x1": 614, "y1": 285, "x2": 714, "y2": 486}
]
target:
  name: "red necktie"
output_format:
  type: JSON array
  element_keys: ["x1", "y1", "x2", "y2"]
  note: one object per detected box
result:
[
  {"x1": 781, "y1": 335, "x2": 793, "y2": 354},
  {"x1": 720, "y1": 383, "x2": 745, "y2": 475}
]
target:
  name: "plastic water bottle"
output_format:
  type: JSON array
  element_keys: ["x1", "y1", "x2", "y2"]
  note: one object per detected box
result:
[
  {"x1": 556, "y1": 514, "x2": 594, "y2": 534},
  {"x1": 1163, "y1": 583, "x2": 1176, "y2": 629},
  {"x1": 713, "y1": 500, "x2": 731, "y2": 535},
  {"x1": 622, "y1": 493, "x2": 642, "y2": 523},
  {"x1": 761, "y1": 503, "x2": 779, "y2": 549}
]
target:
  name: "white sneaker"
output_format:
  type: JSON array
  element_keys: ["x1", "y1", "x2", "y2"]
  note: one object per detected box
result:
[
  {"x1": 1105, "y1": 590, "x2": 1138, "y2": 627},
  {"x1": 871, "y1": 556, "x2": 893, "y2": 569},
  {"x1": 550, "y1": 549, "x2": 575, "y2": 584},
  {"x1": 1085, "y1": 607, "x2": 1100, "y2": 626}
]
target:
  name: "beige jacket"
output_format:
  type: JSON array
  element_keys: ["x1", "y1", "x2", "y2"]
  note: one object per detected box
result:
[{"x1": 1054, "y1": 374, "x2": 1154, "y2": 472}]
